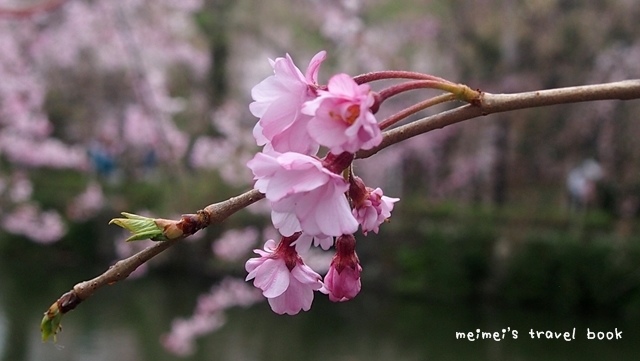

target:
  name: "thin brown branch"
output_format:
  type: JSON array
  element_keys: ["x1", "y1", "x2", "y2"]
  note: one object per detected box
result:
[
  {"x1": 358, "y1": 79, "x2": 640, "y2": 159},
  {"x1": 43, "y1": 78, "x2": 640, "y2": 341},
  {"x1": 353, "y1": 70, "x2": 454, "y2": 85},
  {"x1": 45, "y1": 189, "x2": 264, "y2": 318}
]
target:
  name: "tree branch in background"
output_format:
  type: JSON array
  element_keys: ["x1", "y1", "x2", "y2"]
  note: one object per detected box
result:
[
  {"x1": 358, "y1": 79, "x2": 640, "y2": 159},
  {"x1": 0, "y1": 0, "x2": 68, "y2": 18},
  {"x1": 41, "y1": 189, "x2": 264, "y2": 341}
]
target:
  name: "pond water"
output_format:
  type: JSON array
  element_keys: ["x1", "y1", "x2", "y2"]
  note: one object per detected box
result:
[{"x1": 1, "y1": 253, "x2": 639, "y2": 361}]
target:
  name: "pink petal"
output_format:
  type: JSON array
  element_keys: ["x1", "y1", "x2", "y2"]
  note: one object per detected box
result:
[
  {"x1": 308, "y1": 122, "x2": 348, "y2": 151},
  {"x1": 314, "y1": 234, "x2": 334, "y2": 250},
  {"x1": 247, "y1": 152, "x2": 280, "y2": 179},
  {"x1": 252, "y1": 258, "x2": 290, "y2": 298},
  {"x1": 252, "y1": 122, "x2": 268, "y2": 146},
  {"x1": 259, "y1": 100, "x2": 301, "y2": 139},
  {"x1": 276, "y1": 54, "x2": 306, "y2": 83},
  {"x1": 245, "y1": 257, "x2": 266, "y2": 277},
  {"x1": 295, "y1": 182, "x2": 357, "y2": 237},
  {"x1": 268, "y1": 277, "x2": 315, "y2": 315},
  {"x1": 267, "y1": 294, "x2": 288, "y2": 314},
  {"x1": 326, "y1": 73, "x2": 362, "y2": 97},
  {"x1": 271, "y1": 209, "x2": 301, "y2": 236},
  {"x1": 291, "y1": 263, "x2": 323, "y2": 288},
  {"x1": 292, "y1": 233, "x2": 314, "y2": 253},
  {"x1": 269, "y1": 115, "x2": 319, "y2": 155},
  {"x1": 305, "y1": 51, "x2": 327, "y2": 84}
]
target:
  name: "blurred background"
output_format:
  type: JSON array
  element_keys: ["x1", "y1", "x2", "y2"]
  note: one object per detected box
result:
[{"x1": 1, "y1": 0, "x2": 640, "y2": 360}]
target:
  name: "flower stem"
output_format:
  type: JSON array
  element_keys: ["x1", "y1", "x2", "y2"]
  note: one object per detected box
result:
[
  {"x1": 379, "y1": 93, "x2": 457, "y2": 130},
  {"x1": 377, "y1": 80, "x2": 446, "y2": 102},
  {"x1": 375, "y1": 80, "x2": 480, "y2": 107},
  {"x1": 353, "y1": 70, "x2": 454, "y2": 85}
]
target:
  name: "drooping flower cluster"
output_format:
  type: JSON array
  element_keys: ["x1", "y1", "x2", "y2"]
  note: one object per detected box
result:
[{"x1": 245, "y1": 51, "x2": 399, "y2": 314}]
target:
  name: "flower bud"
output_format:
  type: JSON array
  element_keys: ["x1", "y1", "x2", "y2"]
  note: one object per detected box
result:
[{"x1": 321, "y1": 234, "x2": 362, "y2": 302}]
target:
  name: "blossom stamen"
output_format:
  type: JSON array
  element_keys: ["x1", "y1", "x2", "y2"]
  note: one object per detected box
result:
[{"x1": 344, "y1": 104, "x2": 360, "y2": 125}]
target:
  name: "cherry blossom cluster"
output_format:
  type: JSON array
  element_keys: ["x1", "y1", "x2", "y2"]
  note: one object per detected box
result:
[{"x1": 244, "y1": 51, "x2": 399, "y2": 314}]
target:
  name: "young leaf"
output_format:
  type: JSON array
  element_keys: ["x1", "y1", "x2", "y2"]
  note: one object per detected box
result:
[{"x1": 109, "y1": 212, "x2": 165, "y2": 242}]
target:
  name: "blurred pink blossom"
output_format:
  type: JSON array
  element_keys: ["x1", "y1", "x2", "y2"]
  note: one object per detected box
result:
[
  {"x1": 2, "y1": 204, "x2": 66, "y2": 244},
  {"x1": 188, "y1": 101, "x2": 257, "y2": 184},
  {"x1": 212, "y1": 227, "x2": 259, "y2": 262},
  {"x1": 0, "y1": 134, "x2": 88, "y2": 169},
  {"x1": 189, "y1": 136, "x2": 234, "y2": 168},
  {"x1": 162, "y1": 277, "x2": 262, "y2": 356},
  {"x1": 189, "y1": 135, "x2": 254, "y2": 185},
  {"x1": 317, "y1": 1, "x2": 363, "y2": 45},
  {"x1": 122, "y1": 104, "x2": 188, "y2": 161},
  {"x1": 66, "y1": 182, "x2": 105, "y2": 221},
  {"x1": 162, "y1": 313, "x2": 225, "y2": 356},
  {"x1": 8, "y1": 172, "x2": 32, "y2": 203}
]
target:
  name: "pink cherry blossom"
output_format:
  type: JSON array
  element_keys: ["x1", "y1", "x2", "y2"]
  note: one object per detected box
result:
[
  {"x1": 349, "y1": 176, "x2": 399, "y2": 235},
  {"x1": 321, "y1": 234, "x2": 362, "y2": 302},
  {"x1": 249, "y1": 51, "x2": 326, "y2": 155},
  {"x1": 245, "y1": 236, "x2": 323, "y2": 315},
  {"x1": 246, "y1": 151, "x2": 358, "y2": 237},
  {"x1": 353, "y1": 187, "x2": 399, "y2": 234},
  {"x1": 303, "y1": 73, "x2": 382, "y2": 154}
]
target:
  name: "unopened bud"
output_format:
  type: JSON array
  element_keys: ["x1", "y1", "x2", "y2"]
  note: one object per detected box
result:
[
  {"x1": 109, "y1": 212, "x2": 165, "y2": 242},
  {"x1": 348, "y1": 175, "x2": 368, "y2": 207}
]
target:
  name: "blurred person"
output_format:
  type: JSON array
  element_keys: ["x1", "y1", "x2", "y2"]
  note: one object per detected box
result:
[{"x1": 566, "y1": 159, "x2": 603, "y2": 212}]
